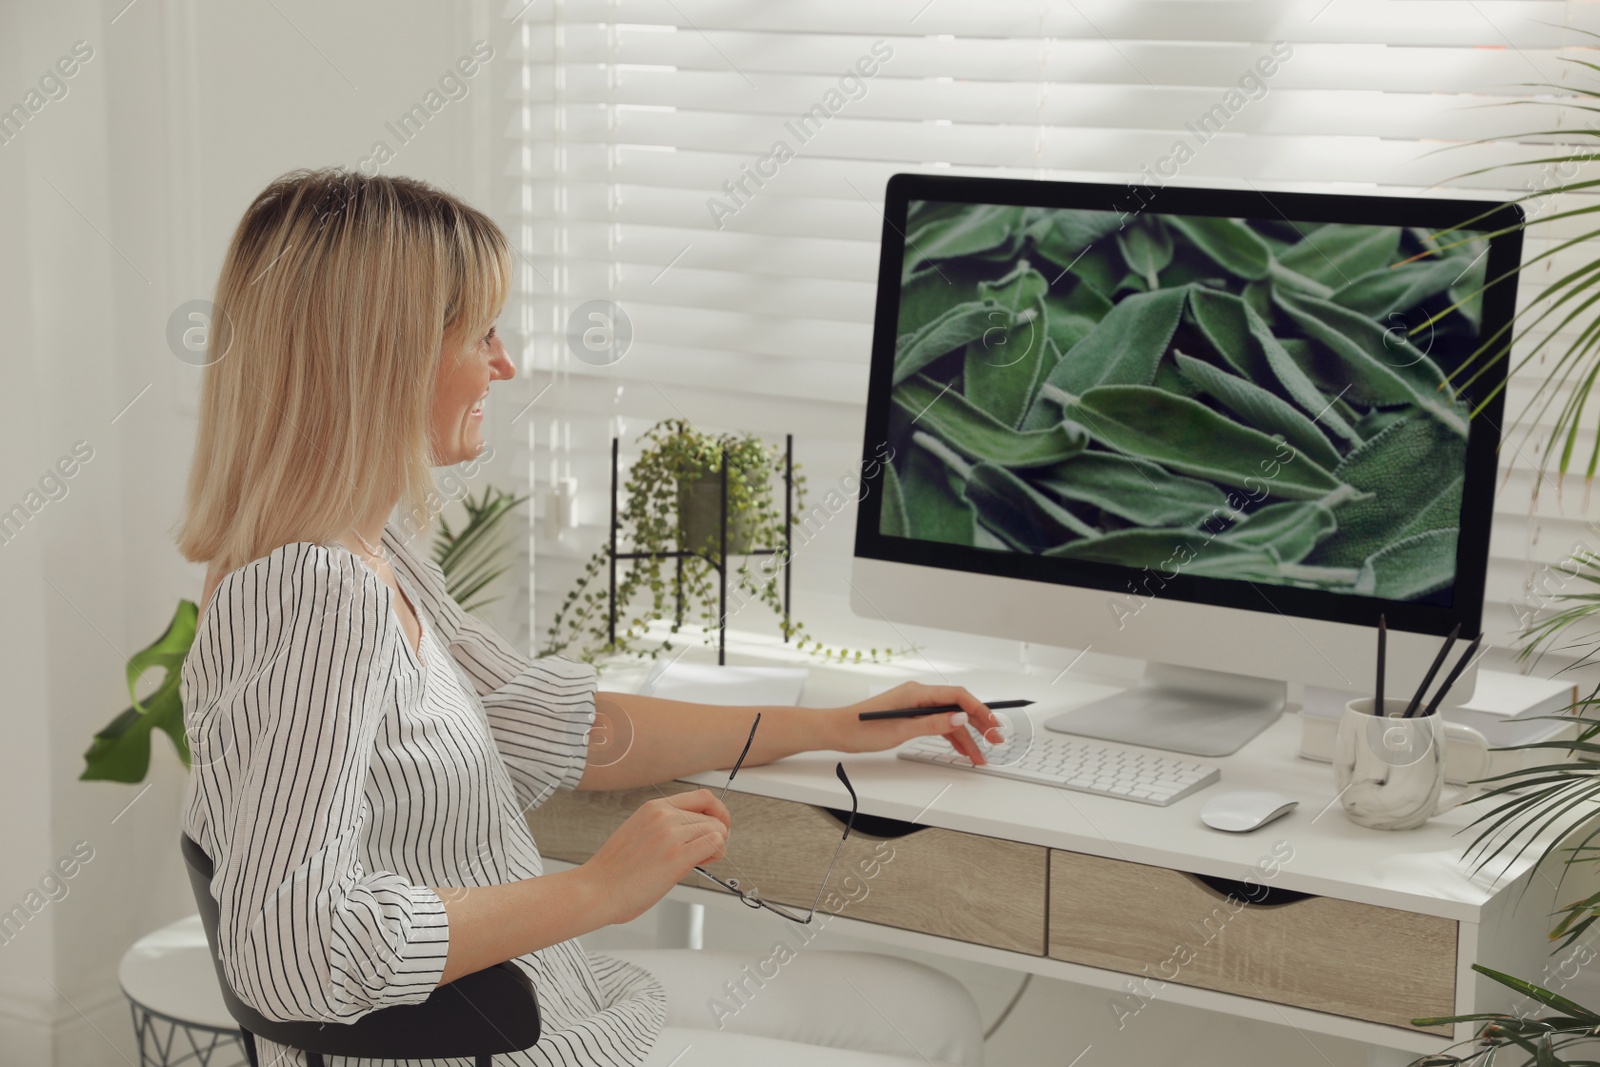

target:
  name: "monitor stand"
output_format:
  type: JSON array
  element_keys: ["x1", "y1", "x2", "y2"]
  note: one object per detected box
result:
[{"x1": 1043, "y1": 662, "x2": 1286, "y2": 758}]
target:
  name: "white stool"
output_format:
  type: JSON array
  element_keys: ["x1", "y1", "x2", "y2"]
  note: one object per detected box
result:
[
  {"x1": 118, "y1": 919, "x2": 986, "y2": 1066},
  {"x1": 119, "y1": 914, "x2": 248, "y2": 1067}
]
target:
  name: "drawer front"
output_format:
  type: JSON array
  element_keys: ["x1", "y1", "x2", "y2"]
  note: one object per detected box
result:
[
  {"x1": 528, "y1": 784, "x2": 1048, "y2": 954},
  {"x1": 1048, "y1": 850, "x2": 1457, "y2": 1034}
]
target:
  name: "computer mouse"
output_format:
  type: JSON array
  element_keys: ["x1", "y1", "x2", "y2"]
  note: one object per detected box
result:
[{"x1": 1200, "y1": 790, "x2": 1299, "y2": 833}]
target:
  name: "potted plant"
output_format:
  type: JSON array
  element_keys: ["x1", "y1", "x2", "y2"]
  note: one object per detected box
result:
[
  {"x1": 540, "y1": 418, "x2": 892, "y2": 665},
  {"x1": 81, "y1": 484, "x2": 529, "y2": 783}
]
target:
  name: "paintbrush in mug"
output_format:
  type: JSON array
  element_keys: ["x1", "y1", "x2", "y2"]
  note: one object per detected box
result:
[
  {"x1": 1375, "y1": 614, "x2": 1387, "y2": 715},
  {"x1": 1401, "y1": 622, "x2": 1460, "y2": 719},
  {"x1": 1417, "y1": 634, "x2": 1483, "y2": 719}
]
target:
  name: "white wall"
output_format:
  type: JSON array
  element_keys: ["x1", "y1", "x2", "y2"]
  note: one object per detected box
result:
[
  {"x1": 0, "y1": 5, "x2": 67, "y2": 1056},
  {"x1": 2, "y1": 3, "x2": 131, "y2": 1060}
]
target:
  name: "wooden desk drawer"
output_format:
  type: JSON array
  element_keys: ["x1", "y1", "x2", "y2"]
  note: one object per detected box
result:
[
  {"x1": 529, "y1": 784, "x2": 1047, "y2": 954},
  {"x1": 1047, "y1": 850, "x2": 1457, "y2": 1034}
]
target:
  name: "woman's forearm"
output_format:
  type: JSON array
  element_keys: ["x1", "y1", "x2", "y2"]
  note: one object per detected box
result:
[
  {"x1": 433, "y1": 866, "x2": 607, "y2": 985},
  {"x1": 574, "y1": 693, "x2": 843, "y2": 791},
  {"x1": 436, "y1": 695, "x2": 839, "y2": 984}
]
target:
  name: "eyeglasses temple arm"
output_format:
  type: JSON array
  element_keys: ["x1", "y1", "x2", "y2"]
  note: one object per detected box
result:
[
  {"x1": 718, "y1": 712, "x2": 761, "y2": 802},
  {"x1": 800, "y1": 762, "x2": 858, "y2": 920},
  {"x1": 835, "y1": 762, "x2": 857, "y2": 842}
]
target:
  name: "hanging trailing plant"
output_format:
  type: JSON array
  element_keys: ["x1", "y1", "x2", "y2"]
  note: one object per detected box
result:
[{"x1": 540, "y1": 419, "x2": 899, "y2": 665}]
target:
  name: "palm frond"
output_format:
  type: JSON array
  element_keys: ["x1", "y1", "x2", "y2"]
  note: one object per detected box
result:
[{"x1": 431, "y1": 484, "x2": 530, "y2": 614}]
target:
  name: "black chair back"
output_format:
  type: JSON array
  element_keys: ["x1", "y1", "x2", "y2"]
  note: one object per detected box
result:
[{"x1": 181, "y1": 833, "x2": 540, "y2": 1067}]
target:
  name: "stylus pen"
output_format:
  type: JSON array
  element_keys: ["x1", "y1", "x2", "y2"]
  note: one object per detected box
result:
[
  {"x1": 1375, "y1": 614, "x2": 1387, "y2": 716},
  {"x1": 1402, "y1": 623, "x2": 1461, "y2": 719},
  {"x1": 859, "y1": 699, "x2": 1034, "y2": 721},
  {"x1": 1418, "y1": 634, "x2": 1483, "y2": 719}
]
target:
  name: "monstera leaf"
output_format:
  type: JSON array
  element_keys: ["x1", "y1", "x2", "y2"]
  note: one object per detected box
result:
[{"x1": 81, "y1": 599, "x2": 197, "y2": 782}]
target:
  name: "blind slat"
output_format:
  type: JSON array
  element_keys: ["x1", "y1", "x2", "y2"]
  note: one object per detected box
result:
[{"x1": 516, "y1": 2, "x2": 1597, "y2": 47}]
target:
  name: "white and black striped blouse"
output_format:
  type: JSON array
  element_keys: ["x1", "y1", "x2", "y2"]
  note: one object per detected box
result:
[{"x1": 181, "y1": 522, "x2": 665, "y2": 1066}]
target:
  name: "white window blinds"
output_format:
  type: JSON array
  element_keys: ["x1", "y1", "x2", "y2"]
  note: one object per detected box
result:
[{"x1": 495, "y1": 1, "x2": 1600, "y2": 668}]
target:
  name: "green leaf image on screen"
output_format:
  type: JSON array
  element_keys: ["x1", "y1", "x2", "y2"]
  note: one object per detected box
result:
[{"x1": 883, "y1": 201, "x2": 1487, "y2": 604}]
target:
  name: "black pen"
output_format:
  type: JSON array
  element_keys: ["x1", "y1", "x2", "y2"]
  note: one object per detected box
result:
[
  {"x1": 1419, "y1": 634, "x2": 1483, "y2": 719},
  {"x1": 1402, "y1": 623, "x2": 1461, "y2": 719},
  {"x1": 859, "y1": 699, "x2": 1034, "y2": 721}
]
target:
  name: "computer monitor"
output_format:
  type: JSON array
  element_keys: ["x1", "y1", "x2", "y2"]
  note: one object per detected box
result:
[{"x1": 850, "y1": 174, "x2": 1524, "y2": 756}]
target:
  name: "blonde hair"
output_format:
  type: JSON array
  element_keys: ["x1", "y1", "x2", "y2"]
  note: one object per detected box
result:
[{"x1": 177, "y1": 168, "x2": 511, "y2": 575}]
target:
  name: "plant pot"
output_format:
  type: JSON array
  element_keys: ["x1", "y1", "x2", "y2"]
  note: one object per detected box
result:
[{"x1": 677, "y1": 467, "x2": 758, "y2": 555}]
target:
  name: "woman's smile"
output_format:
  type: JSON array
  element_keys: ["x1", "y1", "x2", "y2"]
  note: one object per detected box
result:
[{"x1": 430, "y1": 326, "x2": 513, "y2": 465}]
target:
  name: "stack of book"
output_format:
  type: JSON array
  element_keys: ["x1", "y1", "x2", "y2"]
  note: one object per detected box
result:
[{"x1": 1299, "y1": 669, "x2": 1580, "y2": 785}]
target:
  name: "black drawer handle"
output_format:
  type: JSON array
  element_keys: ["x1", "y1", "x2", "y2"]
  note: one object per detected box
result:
[
  {"x1": 820, "y1": 806, "x2": 931, "y2": 840},
  {"x1": 1191, "y1": 873, "x2": 1312, "y2": 907}
]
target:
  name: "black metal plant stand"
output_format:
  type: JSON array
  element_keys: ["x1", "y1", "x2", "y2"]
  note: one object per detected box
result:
[{"x1": 607, "y1": 434, "x2": 793, "y2": 665}]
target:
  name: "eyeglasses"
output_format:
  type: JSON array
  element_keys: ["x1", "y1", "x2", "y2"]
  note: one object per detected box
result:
[{"x1": 693, "y1": 712, "x2": 858, "y2": 924}]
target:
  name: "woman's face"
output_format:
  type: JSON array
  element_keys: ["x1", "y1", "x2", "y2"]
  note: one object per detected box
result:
[{"x1": 429, "y1": 320, "x2": 514, "y2": 466}]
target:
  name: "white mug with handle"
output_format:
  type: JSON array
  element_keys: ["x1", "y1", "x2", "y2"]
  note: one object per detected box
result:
[{"x1": 1332, "y1": 696, "x2": 1492, "y2": 830}]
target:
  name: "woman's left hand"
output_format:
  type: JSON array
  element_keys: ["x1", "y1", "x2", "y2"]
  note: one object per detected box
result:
[{"x1": 830, "y1": 682, "x2": 1007, "y2": 765}]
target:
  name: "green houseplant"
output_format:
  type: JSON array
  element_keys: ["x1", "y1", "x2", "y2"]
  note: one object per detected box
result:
[
  {"x1": 1390, "y1": 56, "x2": 1600, "y2": 1067},
  {"x1": 1410, "y1": 563, "x2": 1600, "y2": 1066},
  {"x1": 540, "y1": 418, "x2": 893, "y2": 665},
  {"x1": 81, "y1": 484, "x2": 529, "y2": 784}
]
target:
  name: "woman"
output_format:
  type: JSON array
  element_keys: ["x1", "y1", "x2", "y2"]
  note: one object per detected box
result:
[{"x1": 176, "y1": 169, "x2": 1001, "y2": 1067}]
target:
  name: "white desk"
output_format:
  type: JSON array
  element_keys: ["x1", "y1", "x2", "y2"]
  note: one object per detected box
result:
[{"x1": 539, "y1": 653, "x2": 1600, "y2": 1064}]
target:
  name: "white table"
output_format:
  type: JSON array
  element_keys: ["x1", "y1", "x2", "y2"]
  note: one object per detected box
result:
[{"x1": 559, "y1": 651, "x2": 1600, "y2": 1066}]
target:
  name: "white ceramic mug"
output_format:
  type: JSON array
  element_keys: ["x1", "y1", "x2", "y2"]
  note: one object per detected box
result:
[{"x1": 1332, "y1": 697, "x2": 1492, "y2": 830}]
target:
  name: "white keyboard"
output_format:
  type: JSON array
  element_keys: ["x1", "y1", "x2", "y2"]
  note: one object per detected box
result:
[{"x1": 897, "y1": 732, "x2": 1220, "y2": 806}]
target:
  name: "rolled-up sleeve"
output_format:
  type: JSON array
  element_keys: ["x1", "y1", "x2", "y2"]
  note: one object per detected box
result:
[
  {"x1": 186, "y1": 543, "x2": 450, "y2": 1024},
  {"x1": 465, "y1": 648, "x2": 597, "y2": 811},
  {"x1": 381, "y1": 524, "x2": 596, "y2": 812}
]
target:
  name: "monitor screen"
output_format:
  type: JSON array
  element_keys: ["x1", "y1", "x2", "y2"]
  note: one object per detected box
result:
[{"x1": 858, "y1": 176, "x2": 1521, "y2": 636}]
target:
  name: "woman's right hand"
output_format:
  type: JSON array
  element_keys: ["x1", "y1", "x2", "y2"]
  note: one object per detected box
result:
[{"x1": 581, "y1": 789, "x2": 732, "y2": 925}]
